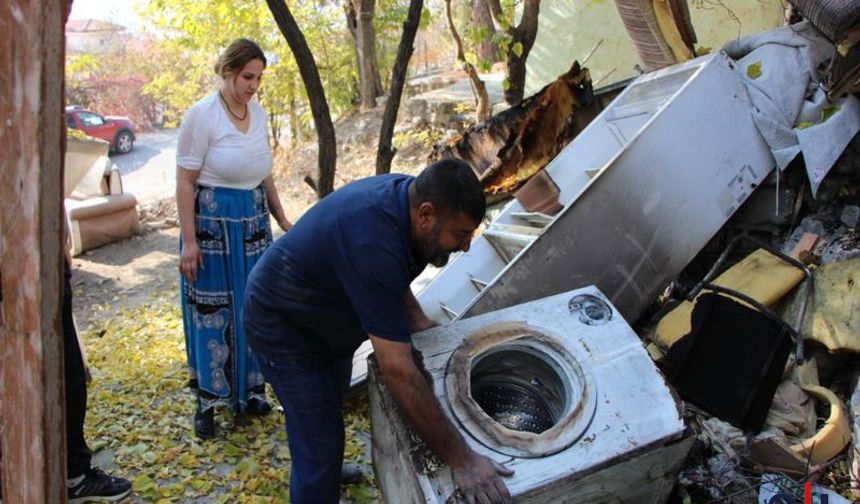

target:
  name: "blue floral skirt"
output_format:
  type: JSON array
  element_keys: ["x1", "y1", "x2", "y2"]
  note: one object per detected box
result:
[{"x1": 180, "y1": 185, "x2": 272, "y2": 413}]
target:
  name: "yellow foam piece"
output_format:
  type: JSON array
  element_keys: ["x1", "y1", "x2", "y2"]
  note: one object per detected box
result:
[
  {"x1": 790, "y1": 385, "x2": 851, "y2": 465},
  {"x1": 788, "y1": 257, "x2": 860, "y2": 353},
  {"x1": 656, "y1": 249, "x2": 805, "y2": 348}
]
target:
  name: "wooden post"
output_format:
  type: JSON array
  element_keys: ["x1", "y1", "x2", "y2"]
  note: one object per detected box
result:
[{"x1": 0, "y1": 0, "x2": 68, "y2": 502}]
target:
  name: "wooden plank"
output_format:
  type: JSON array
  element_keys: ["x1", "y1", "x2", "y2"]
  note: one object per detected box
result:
[
  {"x1": 788, "y1": 232, "x2": 819, "y2": 264},
  {"x1": 0, "y1": 0, "x2": 68, "y2": 502}
]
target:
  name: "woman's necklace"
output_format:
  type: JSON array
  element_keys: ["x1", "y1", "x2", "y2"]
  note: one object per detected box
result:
[{"x1": 219, "y1": 91, "x2": 248, "y2": 121}]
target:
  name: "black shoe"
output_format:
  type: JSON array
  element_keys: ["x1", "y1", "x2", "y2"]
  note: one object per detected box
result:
[
  {"x1": 246, "y1": 398, "x2": 272, "y2": 416},
  {"x1": 68, "y1": 467, "x2": 132, "y2": 503},
  {"x1": 194, "y1": 407, "x2": 215, "y2": 439},
  {"x1": 341, "y1": 463, "x2": 364, "y2": 485}
]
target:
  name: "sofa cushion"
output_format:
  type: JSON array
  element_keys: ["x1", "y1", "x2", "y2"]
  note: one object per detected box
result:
[
  {"x1": 791, "y1": 0, "x2": 860, "y2": 40},
  {"x1": 65, "y1": 192, "x2": 138, "y2": 221}
]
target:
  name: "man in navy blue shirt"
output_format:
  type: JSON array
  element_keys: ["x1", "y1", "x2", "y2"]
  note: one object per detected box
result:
[{"x1": 244, "y1": 159, "x2": 512, "y2": 504}]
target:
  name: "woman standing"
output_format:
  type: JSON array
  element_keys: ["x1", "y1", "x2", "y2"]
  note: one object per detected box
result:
[{"x1": 176, "y1": 38, "x2": 291, "y2": 439}]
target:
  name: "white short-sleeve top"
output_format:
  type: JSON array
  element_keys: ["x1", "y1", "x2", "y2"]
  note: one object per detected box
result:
[{"x1": 176, "y1": 93, "x2": 273, "y2": 190}]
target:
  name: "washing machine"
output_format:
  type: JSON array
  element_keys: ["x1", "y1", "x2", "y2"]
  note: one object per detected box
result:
[{"x1": 368, "y1": 286, "x2": 692, "y2": 503}]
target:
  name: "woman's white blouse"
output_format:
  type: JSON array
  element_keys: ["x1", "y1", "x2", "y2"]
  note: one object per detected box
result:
[{"x1": 176, "y1": 93, "x2": 273, "y2": 190}]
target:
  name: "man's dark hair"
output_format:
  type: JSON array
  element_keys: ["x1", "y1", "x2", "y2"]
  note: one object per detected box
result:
[{"x1": 413, "y1": 158, "x2": 485, "y2": 225}]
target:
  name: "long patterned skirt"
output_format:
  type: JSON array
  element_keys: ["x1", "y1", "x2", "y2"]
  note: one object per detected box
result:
[{"x1": 180, "y1": 185, "x2": 272, "y2": 414}]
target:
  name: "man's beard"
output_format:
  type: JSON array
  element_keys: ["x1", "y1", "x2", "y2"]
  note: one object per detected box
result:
[{"x1": 418, "y1": 222, "x2": 453, "y2": 268}]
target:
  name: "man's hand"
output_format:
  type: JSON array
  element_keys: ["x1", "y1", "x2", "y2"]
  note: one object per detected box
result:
[
  {"x1": 452, "y1": 452, "x2": 513, "y2": 504},
  {"x1": 371, "y1": 336, "x2": 513, "y2": 503}
]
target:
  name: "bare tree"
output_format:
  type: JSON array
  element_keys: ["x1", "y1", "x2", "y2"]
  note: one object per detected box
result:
[
  {"x1": 446, "y1": 0, "x2": 491, "y2": 122},
  {"x1": 376, "y1": 0, "x2": 425, "y2": 174},
  {"x1": 266, "y1": 0, "x2": 337, "y2": 198},
  {"x1": 346, "y1": 0, "x2": 385, "y2": 108}
]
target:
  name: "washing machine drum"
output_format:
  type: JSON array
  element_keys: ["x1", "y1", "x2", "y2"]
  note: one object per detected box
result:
[
  {"x1": 470, "y1": 354, "x2": 561, "y2": 433},
  {"x1": 445, "y1": 322, "x2": 597, "y2": 458}
]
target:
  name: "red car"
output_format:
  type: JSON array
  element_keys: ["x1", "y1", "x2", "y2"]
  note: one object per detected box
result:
[{"x1": 65, "y1": 106, "x2": 136, "y2": 154}]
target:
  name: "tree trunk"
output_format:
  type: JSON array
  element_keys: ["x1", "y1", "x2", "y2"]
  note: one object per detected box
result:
[
  {"x1": 344, "y1": 0, "x2": 364, "y2": 107},
  {"x1": 483, "y1": 0, "x2": 504, "y2": 30},
  {"x1": 267, "y1": 0, "x2": 337, "y2": 198},
  {"x1": 287, "y1": 75, "x2": 300, "y2": 146},
  {"x1": 376, "y1": 0, "x2": 425, "y2": 174},
  {"x1": 471, "y1": 0, "x2": 500, "y2": 66},
  {"x1": 372, "y1": 51, "x2": 385, "y2": 98},
  {"x1": 348, "y1": 0, "x2": 385, "y2": 109},
  {"x1": 1, "y1": 0, "x2": 67, "y2": 502},
  {"x1": 446, "y1": 0, "x2": 491, "y2": 122},
  {"x1": 504, "y1": 0, "x2": 540, "y2": 105}
]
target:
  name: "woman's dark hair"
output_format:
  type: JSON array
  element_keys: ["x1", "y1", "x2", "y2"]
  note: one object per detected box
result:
[
  {"x1": 214, "y1": 38, "x2": 267, "y2": 77},
  {"x1": 413, "y1": 158, "x2": 486, "y2": 225}
]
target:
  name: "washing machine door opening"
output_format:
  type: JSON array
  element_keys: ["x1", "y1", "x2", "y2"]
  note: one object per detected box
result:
[
  {"x1": 445, "y1": 323, "x2": 598, "y2": 458},
  {"x1": 470, "y1": 346, "x2": 567, "y2": 434}
]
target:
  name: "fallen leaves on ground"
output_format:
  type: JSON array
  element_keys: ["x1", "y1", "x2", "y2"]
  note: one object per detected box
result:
[{"x1": 81, "y1": 289, "x2": 379, "y2": 503}]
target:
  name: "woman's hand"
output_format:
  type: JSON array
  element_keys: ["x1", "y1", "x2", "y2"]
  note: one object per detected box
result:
[
  {"x1": 277, "y1": 216, "x2": 292, "y2": 233},
  {"x1": 179, "y1": 240, "x2": 204, "y2": 282}
]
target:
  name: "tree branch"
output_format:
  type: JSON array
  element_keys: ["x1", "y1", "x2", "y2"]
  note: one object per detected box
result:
[
  {"x1": 376, "y1": 0, "x2": 425, "y2": 174},
  {"x1": 266, "y1": 0, "x2": 337, "y2": 198},
  {"x1": 445, "y1": 0, "x2": 490, "y2": 121}
]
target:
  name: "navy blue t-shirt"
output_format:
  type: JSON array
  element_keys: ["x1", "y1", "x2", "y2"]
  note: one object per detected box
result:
[{"x1": 246, "y1": 174, "x2": 425, "y2": 356}]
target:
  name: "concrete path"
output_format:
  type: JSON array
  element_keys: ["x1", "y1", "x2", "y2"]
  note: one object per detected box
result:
[{"x1": 111, "y1": 129, "x2": 178, "y2": 206}]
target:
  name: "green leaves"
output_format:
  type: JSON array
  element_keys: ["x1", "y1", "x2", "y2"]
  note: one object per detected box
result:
[
  {"x1": 821, "y1": 104, "x2": 840, "y2": 122},
  {"x1": 511, "y1": 42, "x2": 523, "y2": 58},
  {"x1": 746, "y1": 60, "x2": 762, "y2": 80},
  {"x1": 795, "y1": 105, "x2": 842, "y2": 130}
]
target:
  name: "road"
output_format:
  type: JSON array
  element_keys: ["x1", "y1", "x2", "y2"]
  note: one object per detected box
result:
[{"x1": 111, "y1": 129, "x2": 178, "y2": 206}]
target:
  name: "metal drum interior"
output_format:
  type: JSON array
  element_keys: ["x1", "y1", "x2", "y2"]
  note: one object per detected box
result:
[
  {"x1": 470, "y1": 345, "x2": 568, "y2": 434},
  {"x1": 445, "y1": 324, "x2": 597, "y2": 458}
]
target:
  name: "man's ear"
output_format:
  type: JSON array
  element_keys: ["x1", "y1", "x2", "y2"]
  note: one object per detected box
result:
[{"x1": 416, "y1": 202, "x2": 437, "y2": 230}]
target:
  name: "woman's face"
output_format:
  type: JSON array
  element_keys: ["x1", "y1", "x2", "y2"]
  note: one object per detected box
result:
[{"x1": 226, "y1": 58, "x2": 265, "y2": 103}]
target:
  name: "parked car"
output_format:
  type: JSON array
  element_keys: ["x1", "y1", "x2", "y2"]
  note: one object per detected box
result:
[{"x1": 65, "y1": 106, "x2": 136, "y2": 154}]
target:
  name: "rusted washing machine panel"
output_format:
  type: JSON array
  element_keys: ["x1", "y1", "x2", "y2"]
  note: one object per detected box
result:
[{"x1": 368, "y1": 286, "x2": 692, "y2": 503}]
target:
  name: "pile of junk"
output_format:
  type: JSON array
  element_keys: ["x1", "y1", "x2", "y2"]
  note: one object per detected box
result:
[{"x1": 359, "y1": 9, "x2": 860, "y2": 504}]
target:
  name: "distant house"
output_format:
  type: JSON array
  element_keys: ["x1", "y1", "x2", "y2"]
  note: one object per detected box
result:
[{"x1": 65, "y1": 19, "x2": 129, "y2": 54}]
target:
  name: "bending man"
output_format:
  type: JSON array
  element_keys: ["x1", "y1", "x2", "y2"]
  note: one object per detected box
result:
[{"x1": 243, "y1": 159, "x2": 512, "y2": 503}]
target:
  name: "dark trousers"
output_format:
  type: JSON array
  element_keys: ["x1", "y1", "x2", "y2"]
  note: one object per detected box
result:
[
  {"x1": 244, "y1": 301, "x2": 352, "y2": 503},
  {"x1": 63, "y1": 261, "x2": 92, "y2": 478}
]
